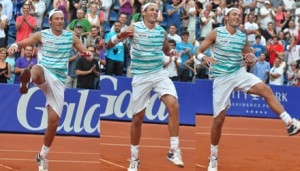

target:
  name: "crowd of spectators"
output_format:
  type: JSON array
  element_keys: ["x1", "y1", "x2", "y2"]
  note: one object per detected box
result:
[{"x1": 0, "y1": 0, "x2": 300, "y2": 87}]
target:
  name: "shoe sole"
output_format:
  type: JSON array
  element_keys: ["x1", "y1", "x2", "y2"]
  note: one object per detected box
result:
[
  {"x1": 289, "y1": 130, "x2": 300, "y2": 136},
  {"x1": 166, "y1": 157, "x2": 184, "y2": 168},
  {"x1": 288, "y1": 128, "x2": 300, "y2": 136},
  {"x1": 19, "y1": 69, "x2": 31, "y2": 94}
]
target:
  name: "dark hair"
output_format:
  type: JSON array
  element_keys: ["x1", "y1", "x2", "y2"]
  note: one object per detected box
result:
[
  {"x1": 168, "y1": 39, "x2": 176, "y2": 46},
  {"x1": 255, "y1": 35, "x2": 261, "y2": 39},
  {"x1": 169, "y1": 24, "x2": 177, "y2": 28},
  {"x1": 181, "y1": 30, "x2": 189, "y2": 36},
  {"x1": 114, "y1": 21, "x2": 121, "y2": 25},
  {"x1": 91, "y1": 25, "x2": 98, "y2": 30},
  {"x1": 87, "y1": 45, "x2": 96, "y2": 52},
  {"x1": 95, "y1": 38, "x2": 103, "y2": 44},
  {"x1": 118, "y1": 13, "x2": 127, "y2": 18},
  {"x1": 22, "y1": 4, "x2": 30, "y2": 8}
]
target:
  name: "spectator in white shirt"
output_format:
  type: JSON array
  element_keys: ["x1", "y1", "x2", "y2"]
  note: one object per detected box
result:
[
  {"x1": 268, "y1": 57, "x2": 284, "y2": 85},
  {"x1": 167, "y1": 24, "x2": 182, "y2": 43},
  {"x1": 26, "y1": 0, "x2": 46, "y2": 30},
  {"x1": 244, "y1": 14, "x2": 259, "y2": 45},
  {"x1": 259, "y1": 0, "x2": 275, "y2": 30},
  {"x1": 0, "y1": 0, "x2": 12, "y2": 47},
  {"x1": 0, "y1": 3, "x2": 8, "y2": 48},
  {"x1": 163, "y1": 39, "x2": 181, "y2": 81}
]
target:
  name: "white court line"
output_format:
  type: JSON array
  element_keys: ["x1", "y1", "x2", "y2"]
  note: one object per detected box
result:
[
  {"x1": 0, "y1": 158, "x2": 99, "y2": 164},
  {"x1": 197, "y1": 126, "x2": 283, "y2": 132},
  {"x1": 101, "y1": 135, "x2": 194, "y2": 142},
  {"x1": 100, "y1": 143, "x2": 195, "y2": 150},
  {"x1": 195, "y1": 132, "x2": 300, "y2": 138},
  {"x1": 100, "y1": 159, "x2": 127, "y2": 170},
  {"x1": 195, "y1": 163, "x2": 206, "y2": 168},
  {"x1": 0, "y1": 149, "x2": 98, "y2": 155},
  {"x1": 0, "y1": 163, "x2": 15, "y2": 170}
]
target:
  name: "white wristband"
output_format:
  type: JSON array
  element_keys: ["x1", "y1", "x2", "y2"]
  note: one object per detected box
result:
[
  {"x1": 111, "y1": 35, "x2": 120, "y2": 45},
  {"x1": 197, "y1": 53, "x2": 206, "y2": 61},
  {"x1": 11, "y1": 43, "x2": 18, "y2": 49}
]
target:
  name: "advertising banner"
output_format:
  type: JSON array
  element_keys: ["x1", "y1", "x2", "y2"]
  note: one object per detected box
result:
[{"x1": 1, "y1": 77, "x2": 299, "y2": 136}]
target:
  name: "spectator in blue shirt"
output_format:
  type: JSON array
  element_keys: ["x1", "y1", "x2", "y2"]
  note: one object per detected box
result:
[
  {"x1": 166, "y1": 0, "x2": 184, "y2": 34},
  {"x1": 14, "y1": 45, "x2": 37, "y2": 84},
  {"x1": 253, "y1": 53, "x2": 270, "y2": 83},
  {"x1": 175, "y1": 31, "x2": 195, "y2": 82},
  {"x1": 105, "y1": 21, "x2": 125, "y2": 76},
  {"x1": 252, "y1": 35, "x2": 265, "y2": 57}
]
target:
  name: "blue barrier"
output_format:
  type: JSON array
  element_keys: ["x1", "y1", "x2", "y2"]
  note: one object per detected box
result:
[
  {"x1": 194, "y1": 79, "x2": 300, "y2": 119},
  {"x1": 0, "y1": 84, "x2": 101, "y2": 137},
  {"x1": 99, "y1": 76, "x2": 197, "y2": 125},
  {"x1": 1, "y1": 76, "x2": 300, "y2": 137}
]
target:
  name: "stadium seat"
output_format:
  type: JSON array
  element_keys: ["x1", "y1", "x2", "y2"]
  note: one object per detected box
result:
[
  {"x1": 43, "y1": 17, "x2": 50, "y2": 29},
  {"x1": 15, "y1": 0, "x2": 23, "y2": 15},
  {"x1": 109, "y1": 10, "x2": 118, "y2": 23},
  {"x1": 9, "y1": 17, "x2": 16, "y2": 26},
  {"x1": 105, "y1": 22, "x2": 111, "y2": 33},
  {"x1": 160, "y1": 17, "x2": 167, "y2": 28},
  {"x1": 7, "y1": 37, "x2": 15, "y2": 47},
  {"x1": 8, "y1": 26, "x2": 16, "y2": 38},
  {"x1": 113, "y1": 0, "x2": 120, "y2": 11}
]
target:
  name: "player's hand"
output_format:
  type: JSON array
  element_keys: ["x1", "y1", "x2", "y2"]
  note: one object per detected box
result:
[
  {"x1": 242, "y1": 53, "x2": 255, "y2": 64},
  {"x1": 118, "y1": 31, "x2": 133, "y2": 39},
  {"x1": 202, "y1": 56, "x2": 217, "y2": 66},
  {"x1": 8, "y1": 45, "x2": 19, "y2": 54},
  {"x1": 81, "y1": 51, "x2": 94, "y2": 61}
]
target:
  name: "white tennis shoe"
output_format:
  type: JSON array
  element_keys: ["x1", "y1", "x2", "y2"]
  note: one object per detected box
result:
[
  {"x1": 128, "y1": 158, "x2": 140, "y2": 171},
  {"x1": 208, "y1": 157, "x2": 218, "y2": 171},
  {"x1": 36, "y1": 154, "x2": 48, "y2": 171},
  {"x1": 287, "y1": 119, "x2": 300, "y2": 136},
  {"x1": 166, "y1": 148, "x2": 184, "y2": 167}
]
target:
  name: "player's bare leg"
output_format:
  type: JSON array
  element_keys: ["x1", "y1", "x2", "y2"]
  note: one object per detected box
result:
[
  {"x1": 248, "y1": 82, "x2": 300, "y2": 136},
  {"x1": 128, "y1": 110, "x2": 145, "y2": 171},
  {"x1": 161, "y1": 94, "x2": 184, "y2": 167}
]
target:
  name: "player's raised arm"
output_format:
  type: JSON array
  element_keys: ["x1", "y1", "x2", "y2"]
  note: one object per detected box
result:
[
  {"x1": 162, "y1": 31, "x2": 171, "y2": 55},
  {"x1": 73, "y1": 34, "x2": 94, "y2": 61},
  {"x1": 196, "y1": 29, "x2": 217, "y2": 65},
  {"x1": 8, "y1": 32, "x2": 42, "y2": 54},
  {"x1": 242, "y1": 37, "x2": 257, "y2": 66},
  {"x1": 106, "y1": 25, "x2": 134, "y2": 49}
]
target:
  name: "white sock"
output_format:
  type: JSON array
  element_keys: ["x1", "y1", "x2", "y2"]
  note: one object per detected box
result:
[
  {"x1": 280, "y1": 111, "x2": 293, "y2": 126},
  {"x1": 40, "y1": 145, "x2": 50, "y2": 159},
  {"x1": 130, "y1": 145, "x2": 139, "y2": 160},
  {"x1": 170, "y1": 136, "x2": 179, "y2": 151},
  {"x1": 210, "y1": 144, "x2": 218, "y2": 158}
]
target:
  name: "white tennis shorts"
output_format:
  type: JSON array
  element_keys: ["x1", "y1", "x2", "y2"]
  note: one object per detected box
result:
[
  {"x1": 213, "y1": 67, "x2": 261, "y2": 118},
  {"x1": 36, "y1": 64, "x2": 65, "y2": 117},
  {"x1": 131, "y1": 69, "x2": 178, "y2": 115}
]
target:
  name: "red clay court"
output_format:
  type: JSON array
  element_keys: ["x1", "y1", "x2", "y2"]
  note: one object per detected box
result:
[
  {"x1": 0, "y1": 134, "x2": 99, "y2": 171},
  {"x1": 100, "y1": 116, "x2": 300, "y2": 171},
  {"x1": 196, "y1": 115, "x2": 300, "y2": 171},
  {"x1": 100, "y1": 120, "x2": 196, "y2": 171},
  {"x1": 1, "y1": 115, "x2": 300, "y2": 171}
]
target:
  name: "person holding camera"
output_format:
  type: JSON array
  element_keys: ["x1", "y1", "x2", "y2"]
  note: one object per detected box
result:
[{"x1": 105, "y1": 21, "x2": 125, "y2": 76}]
